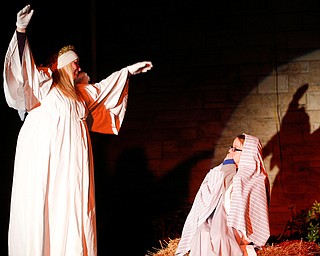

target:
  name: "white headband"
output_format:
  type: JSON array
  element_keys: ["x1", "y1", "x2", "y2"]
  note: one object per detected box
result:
[{"x1": 57, "y1": 50, "x2": 78, "y2": 69}]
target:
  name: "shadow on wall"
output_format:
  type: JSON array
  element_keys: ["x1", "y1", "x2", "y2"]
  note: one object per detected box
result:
[
  {"x1": 263, "y1": 83, "x2": 320, "y2": 236},
  {"x1": 93, "y1": 141, "x2": 212, "y2": 255}
]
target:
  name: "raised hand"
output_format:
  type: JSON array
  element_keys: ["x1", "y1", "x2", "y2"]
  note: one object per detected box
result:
[{"x1": 16, "y1": 5, "x2": 34, "y2": 29}]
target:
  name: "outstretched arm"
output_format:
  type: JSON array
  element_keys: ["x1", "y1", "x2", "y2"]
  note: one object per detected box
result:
[
  {"x1": 16, "y1": 5, "x2": 34, "y2": 62},
  {"x1": 78, "y1": 61, "x2": 153, "y2": 134}
]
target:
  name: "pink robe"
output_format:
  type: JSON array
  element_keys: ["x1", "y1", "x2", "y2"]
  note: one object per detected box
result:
[{"x1": 4, "y1": 31, "x2": 130, "y2": 256}]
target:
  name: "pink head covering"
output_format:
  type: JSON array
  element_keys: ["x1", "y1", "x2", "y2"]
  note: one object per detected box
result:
[
  {"x1": 175, "y1": 134, "x2": 270, "y2": 255},
  {"x1": 227, "y1": 133, "x2": 270, "y2": 246}
]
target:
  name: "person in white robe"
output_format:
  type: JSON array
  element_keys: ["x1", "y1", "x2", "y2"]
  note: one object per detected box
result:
[
  {"x1": 175, "y1": 133, "x2": 270, "y2": 256},
  {"x1": 3, "y1": 5, "x2": 153, "y2": 256}
]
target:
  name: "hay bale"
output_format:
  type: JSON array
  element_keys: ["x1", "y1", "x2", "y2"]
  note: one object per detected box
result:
[
  {"x1": 147, "y1": 238, "x2": 320, "y2": 256},
  {"x1": 257, "y1": 240, "x2": 320, "y2": 256},
  {"x1": 146, "y1": 238, "x2": 181, "y2": 256}
]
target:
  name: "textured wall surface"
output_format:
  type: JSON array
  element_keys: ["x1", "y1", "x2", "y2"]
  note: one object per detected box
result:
[{"x1": 2, "y1": 0, "x2": 320, "y2": 255}]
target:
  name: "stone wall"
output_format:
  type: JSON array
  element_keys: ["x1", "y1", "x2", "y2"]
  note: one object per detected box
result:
[
  {"x1": 91, "y1": 0, "x2": 320, "y2": 243},
  {"x1": 2, "y1": 0, "x2": 320, "y2": 255}
]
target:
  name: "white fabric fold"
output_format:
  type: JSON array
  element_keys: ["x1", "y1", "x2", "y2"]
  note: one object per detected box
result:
[
  {"x1": 175, "y1": 134, "x2": 270, "y2": 256},
  {"x1": 4, "y1": 30, "x2": 130, "y2": 256}
]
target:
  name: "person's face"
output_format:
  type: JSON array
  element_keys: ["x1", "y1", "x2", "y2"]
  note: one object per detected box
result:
[
  {"x1": 228, "y1": 137, "x2": 244, "y2": 166},
  {"x1": 71, "y1": 59, "x2": 81, "y2": 80}
]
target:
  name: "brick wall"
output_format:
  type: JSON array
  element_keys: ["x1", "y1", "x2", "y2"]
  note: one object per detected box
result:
[
  {"x1": 90, "y1": 0, "x2": 320, "y2": 246},
  {"x1": 2, "y1": 0, "x2": 320, "y2": 254}
]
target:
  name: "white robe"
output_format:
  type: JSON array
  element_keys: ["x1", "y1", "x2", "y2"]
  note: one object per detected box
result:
[
  {"x1": 175, "y1": 134, "x2": 270, "y2": 256},
  {"x1": 4, "y1": 31, "x2": 130, "y2": 256}
]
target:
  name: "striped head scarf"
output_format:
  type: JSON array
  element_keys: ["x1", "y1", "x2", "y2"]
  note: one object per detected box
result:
[
  {"x1": 175, "y1": 133, "x2": 270, "y2": 255},
  {"x1": 227, "y1": 133, "x2": 270, "y2": 246}
]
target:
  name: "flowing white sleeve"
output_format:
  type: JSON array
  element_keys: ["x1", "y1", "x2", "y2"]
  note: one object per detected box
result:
[
  {"x1": 3, "y1": 31, "x2": 52, "y2": 120},
  {"x1": 77, "y1": 67, "x2": 130, "y2": 134},
  {"x1": 175, "y1": 164, "x2": 224, "y2": 255}
]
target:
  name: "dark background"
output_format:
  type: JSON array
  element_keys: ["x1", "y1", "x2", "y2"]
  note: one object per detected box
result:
[{"x1": 1, "y1": 0, "x2": 320, "y2": 255}]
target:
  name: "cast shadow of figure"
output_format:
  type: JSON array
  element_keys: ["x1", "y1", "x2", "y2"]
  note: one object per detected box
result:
[
  {"x1": 101, "y1": 147, "x2": 155, "y2": 255},
  {"x1": 151, "y1": 149, "x2": 213, "y2": 242},
  {"x1": 94, "y1": 144, "x2": 212, "y2": 255},
  {"x1": 263, "y1": 84, "x2": 320, "y2": 237}
]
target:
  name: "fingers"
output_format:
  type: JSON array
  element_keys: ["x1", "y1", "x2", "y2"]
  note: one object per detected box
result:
[
  {"x1": 127, "y1": 61, "x2": 153, "y2": 75},
  {"x1": 141, "y1": 61, "x2": 153, "y2": 72},
  {"x1": 19, "y1": 5, "x2": 31, "y2": 15},
  {"x1": 16, "y1": 5, "x2": 34, "y2": 30},
  {"x1": 18, "y1": 5, "x2": 34, "y2": 19},
  {"x1": 22, "y1": 5, "x2": 31, "y2": 13}
]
